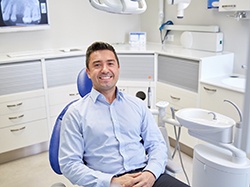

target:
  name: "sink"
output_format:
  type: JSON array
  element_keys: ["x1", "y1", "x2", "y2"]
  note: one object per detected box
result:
[
  {"x1": 222, "y1": 77, "x2": 246, "y2": 90},
  {"x1": 175, "y1": 108, "x2": 235, "y2": 143}
]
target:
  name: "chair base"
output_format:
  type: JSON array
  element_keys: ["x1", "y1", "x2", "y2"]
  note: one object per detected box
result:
[{"x1": 51, "y1": 182, "x2": 66, "y2": 187}]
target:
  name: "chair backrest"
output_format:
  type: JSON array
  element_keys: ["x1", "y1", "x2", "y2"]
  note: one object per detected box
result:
[{"x1": 49, "y1": 68, "x2": 92, "y2": 174}]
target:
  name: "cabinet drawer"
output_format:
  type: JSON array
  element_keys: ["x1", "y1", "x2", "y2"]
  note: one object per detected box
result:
[
  {"x1": 0, "y1": 96, "x2": 46, "y2": 116},
  {"x1": 156, "y1": 82, "x2": 198, "y2": 109},
  {"x1": 0, "y1": 107, "x2": 47, "y2": 128},
  {"x1": 0, "y1": 119, "x2": 49, "y2": 153},
  {"x1": 48, "y1": 84, "x2": 81, "y2": 106}
]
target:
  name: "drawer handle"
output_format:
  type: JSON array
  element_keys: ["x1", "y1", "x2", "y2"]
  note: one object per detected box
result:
[
  {"x1": 7, "y1": 102, "x2": 23, "y2": 108},
  {"x1": 170, "y1": 95, "x2": 181, "y2": 100},
  {"x1": 10, "y1": 126, "x2": 26, "y2": 132},
  {"x1": 8, "y1": 114, "x2": 24, "y2": 120},
  {"x1": 69, "y1": 93, "x2": 79, "y2": 96},
  {"x1": 203, "y1": 86, "x2": 217, "y2": 92}
]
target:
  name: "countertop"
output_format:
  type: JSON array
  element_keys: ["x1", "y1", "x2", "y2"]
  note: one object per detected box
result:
[
  {"x1": 200, "y1": 75, "x2": 246, "y2": 93},
  {"x1": 0, "y1": 43, "x2": 232, "y2": 64}
]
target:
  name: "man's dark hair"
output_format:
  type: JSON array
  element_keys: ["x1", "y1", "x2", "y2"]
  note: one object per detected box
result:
[{"x1": 85, "y1": 41, "x2": 119, "y2": 69}]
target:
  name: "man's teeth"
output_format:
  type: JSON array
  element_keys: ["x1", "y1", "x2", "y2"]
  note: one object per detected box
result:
[{"x1": 100, "y1": 76, "x2": 111, "y2": 80}]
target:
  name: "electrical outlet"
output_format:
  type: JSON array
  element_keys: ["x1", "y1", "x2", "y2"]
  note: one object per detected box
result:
[{"x1": 166, "y1": 34, "x2": 174, "y2": 42}]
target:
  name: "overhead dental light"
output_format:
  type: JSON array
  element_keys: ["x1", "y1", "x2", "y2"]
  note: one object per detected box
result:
[
  {"x1": 89, "y1": 0, "x2": 147, "y2": 14},
  {"x1": 167, "y1": 0, "x2": 191, "y2": 18}
]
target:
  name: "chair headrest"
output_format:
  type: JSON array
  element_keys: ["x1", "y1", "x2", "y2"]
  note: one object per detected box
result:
[{"x1": 77, "y1": 68, "x2": 92, "y2": 97}]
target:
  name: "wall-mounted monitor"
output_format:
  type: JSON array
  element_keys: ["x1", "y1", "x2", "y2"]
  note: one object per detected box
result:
[{"x1": 0, "y1": 0, "x2": 49, "y2": 33}]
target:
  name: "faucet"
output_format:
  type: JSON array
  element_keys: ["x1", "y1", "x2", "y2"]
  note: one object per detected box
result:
[
  {"x1": 224, "y1": 99, "x2": 243, "y2": 148},
  {"x1": 208, "y1": 112, "x2": 217, "y2": 120},
  {"x1": 224, "y1": 99, "x2": 243, "y2": 122}
]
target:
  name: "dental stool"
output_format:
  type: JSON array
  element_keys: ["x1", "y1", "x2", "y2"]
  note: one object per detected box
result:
[{"x1": 49, "y1": 68, "x2": 181, "y2": 186}]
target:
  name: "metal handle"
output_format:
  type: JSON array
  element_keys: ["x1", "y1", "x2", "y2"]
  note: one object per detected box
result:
[
  {"x1": 69, "y1": 93, "x2": 79, "y2": 96},
  {"x1": 203, "y1": 86, "x2": 217, "y2": 92},
  {"x1": 7, "y1": 102, "x2": 23, "y2": 108},
  {"x1": 170, "y1": 95, "x2": 181, "y2": 100},
  {"x1": 8, "y1": 114, "x2": 24, "y2": 120},
  {"x1": 10, "y1": 126, "x2": 26, "y2": 132}
]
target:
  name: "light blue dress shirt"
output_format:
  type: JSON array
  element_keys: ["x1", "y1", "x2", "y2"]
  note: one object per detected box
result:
[{"x1": 59, "y1": 88, "x2": 168, "y2": 187}]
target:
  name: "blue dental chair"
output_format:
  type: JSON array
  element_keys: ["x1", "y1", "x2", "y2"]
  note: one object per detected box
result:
[{"x1": 49, "y1": 68, "x2": 182, "y2": 180}]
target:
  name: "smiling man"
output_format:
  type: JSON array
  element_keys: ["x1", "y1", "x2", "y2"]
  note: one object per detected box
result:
[
  {"x1": 59, "y1": 41, "x2": 190, "y2": 187},
  {"x1": 85, "y1": 45, "x2": 120, "y2": 104}
]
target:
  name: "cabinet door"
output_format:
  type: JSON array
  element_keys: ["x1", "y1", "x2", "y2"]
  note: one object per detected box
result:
[
  {"x1": 0, "y1": 60, "x2": 43, "y2": 96},
  {"x1": 199, "y1": 83, "x2": 244, "y2": 122},
  {"x1": 158, "y1": 55, "x2": 199, "y2": 93},
  {"x1": 118, "y1": 54, "x2": 155, "y2": 81},
  {"x1": 45, "y1": 56, "x2": 85, "y2": 88}
]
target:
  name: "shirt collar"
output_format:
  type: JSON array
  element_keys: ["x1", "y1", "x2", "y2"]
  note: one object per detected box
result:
[{"x1": 89, "y1": 87, "x2": 124, "y2": 103}]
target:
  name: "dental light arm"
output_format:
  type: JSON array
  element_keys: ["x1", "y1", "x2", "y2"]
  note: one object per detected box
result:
[
  {"x1": 167, "y1": 0, "x2": 191, "y2": 18},
  {"x1": 89, "y1": 0, "x2": 147, "y2": 14}
]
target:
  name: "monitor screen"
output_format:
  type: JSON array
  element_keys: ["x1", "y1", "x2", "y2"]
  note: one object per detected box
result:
[{"x1": 0, "y1": 0, "x2": 50, "y2": 33}]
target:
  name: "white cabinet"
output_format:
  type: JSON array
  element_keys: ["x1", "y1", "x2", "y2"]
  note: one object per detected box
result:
[
  {"x1": 45, "y1": 56, "x2": 85, "y2": 130},
  {"x1": 157, "y1": 55, "x2": 200, "y2": 148},
  {"x1": 156, "y1": 53, "x2": 234, "y2": 149},
  {"x1": 199, "y1": 83, "x2": 244, "y2": 122},
  {"x1": 0, "y1": 61, "x2": 49, "y2": 154}
]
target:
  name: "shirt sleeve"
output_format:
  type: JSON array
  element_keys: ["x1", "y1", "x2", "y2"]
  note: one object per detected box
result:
[
  {"x1": 59, "y1": 104, "x2": 113, "y2": 187},
  {"x1": 140, "y1": 106, "x2": 168, "y2": 179}
]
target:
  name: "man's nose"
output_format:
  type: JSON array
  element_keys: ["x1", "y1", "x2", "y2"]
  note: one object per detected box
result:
[{"x1": 101, "y1": 64, "x2": 109, "y2": 72}]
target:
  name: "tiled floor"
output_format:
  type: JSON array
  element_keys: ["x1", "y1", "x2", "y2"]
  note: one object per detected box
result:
[{"x1": 0, "y1": 148, "x2": 193, "y2": 187}]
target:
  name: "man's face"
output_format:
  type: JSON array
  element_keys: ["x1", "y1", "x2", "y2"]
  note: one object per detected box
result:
[{"x1": 86, "y1": 49, "x2": 120, "y2": 93}]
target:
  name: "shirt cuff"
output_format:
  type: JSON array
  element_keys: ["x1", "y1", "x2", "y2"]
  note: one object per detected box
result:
[
  {"x1": 143, "y1": 162, "x2": 164, "y2": 180},
  {"x1": 99, "y1": 173, "x2": 114, "y2": 186}
]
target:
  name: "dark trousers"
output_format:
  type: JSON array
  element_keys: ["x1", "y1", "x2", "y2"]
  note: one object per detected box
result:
[
  {"x1": 153, "y1": 173, "x2": 190, "y2": 187},
  {"x1": 117, "y1": 169, "x2": 190, "y2": 187}
]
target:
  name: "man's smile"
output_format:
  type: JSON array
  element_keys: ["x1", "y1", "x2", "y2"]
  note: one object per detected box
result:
[{"x1": 99, "y1": 75, "x2": 112, "y2": 80}]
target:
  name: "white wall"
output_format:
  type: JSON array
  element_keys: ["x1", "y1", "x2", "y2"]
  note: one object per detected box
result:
[
  {"x1": 0, "y1": 0, "x2": 141, "y2": 53},
  {"x1": 141, "y1": 0, "x2": 250, "y2": 75},
  {"x1": 1, "y1": 0, "x2": 249, "y2": 75}
]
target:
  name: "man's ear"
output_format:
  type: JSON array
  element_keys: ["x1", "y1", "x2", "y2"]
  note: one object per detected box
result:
[{"x1": 86, "y1": 68, "x2": 91, "y2": 79}]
